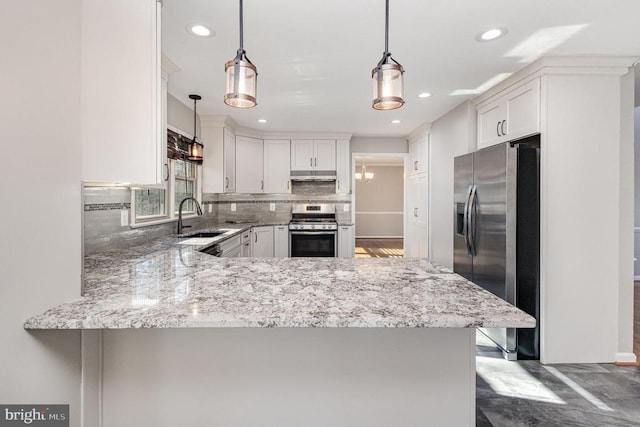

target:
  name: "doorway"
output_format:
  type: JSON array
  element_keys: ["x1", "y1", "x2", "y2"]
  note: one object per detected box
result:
[{"x1": 352, "y1": 153, "x2": 407, "y2": 258}]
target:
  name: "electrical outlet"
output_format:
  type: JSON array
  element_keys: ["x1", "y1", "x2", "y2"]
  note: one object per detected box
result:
[
  {"x1": 343, "y1": 204, "x2": 350, "y2": 212},
  {"x1": 208, "y1": 204, "x2": 212, "y2": 213},
  {"x1": 269, "y1": 203, "x2": 276, "y2": 211},
  {"x1": 120, "y1": 210, "x2": 129, "y2": 226},
  {"x1": 230, "y1": 203, "x2": 236, "y2": 212}
]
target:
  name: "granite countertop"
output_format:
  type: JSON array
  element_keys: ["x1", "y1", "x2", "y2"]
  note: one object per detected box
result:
[{"x1": 24, "y1": 230, "x2": 536, "y2": 330}]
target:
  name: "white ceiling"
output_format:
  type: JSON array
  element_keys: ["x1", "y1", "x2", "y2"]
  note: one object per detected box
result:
[{"x1": 162, "y1": 0, "x2": 640, "y2": 137}]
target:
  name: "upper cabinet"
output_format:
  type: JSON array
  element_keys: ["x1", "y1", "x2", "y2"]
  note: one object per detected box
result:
[
  {"x1": 235, "y1": 136, "x2": 264, "y2": 193},
  {"x1": 201, "y1": 118, "x2": 236, "y2": 194},
  {"x1": 264, "y1": 140, "x2": 291, "y2": 193},
  {"x1": 336, "y1": 139, "x2": 351, "y2": 194},
  {"x1": 291, "y1": 140, "x2": 336, "y2": 171},
  {"x1": 408, "y1": 136, "x2": 428, "y2": 176},
  {"x1": 477, "y1": 79, "x2": 540, "y2": 149},
  {"x1": 81, "y1": 0, "x2": 162, "y2": 184}
]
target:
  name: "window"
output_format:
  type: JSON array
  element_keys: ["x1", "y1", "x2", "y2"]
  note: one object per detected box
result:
[
  {"x1": 174, "y1": 160, "x2": 197, "y2": 215},
  {"x1": 131, "y1": 158, "x2": 201, "y2": 226}
]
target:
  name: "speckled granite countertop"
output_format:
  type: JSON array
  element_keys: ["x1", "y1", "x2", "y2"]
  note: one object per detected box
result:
[{"x1": 24, "y1": 229, "x2": 535, "y2": 329}]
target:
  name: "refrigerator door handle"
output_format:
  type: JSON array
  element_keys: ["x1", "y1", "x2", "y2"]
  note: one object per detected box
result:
[
  {"x1": 468, "y1": 185, "x2": 479, "y2": 256},
  {"x1": 463, "y1": 185, "x2": 473, "y2": 255}
]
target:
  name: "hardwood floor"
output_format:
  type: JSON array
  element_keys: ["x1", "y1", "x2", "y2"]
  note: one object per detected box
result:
[{"x1": 355, "y1": 238, "x2": 403, "y2": 258}]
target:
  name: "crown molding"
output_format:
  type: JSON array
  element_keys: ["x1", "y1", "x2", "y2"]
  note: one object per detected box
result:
[
  {"x1": 407, "y1": 122, "x2": 431, "y2": 143},
  {"x1": 199, "y1": 116, "x2": 352, "y2": 140},
  {"x1": 161, "y1": 53, "x2": 180, "y2": 81},
  {"x1": 473, "y1": 55, "x2": 638, "y2": 106},
  {"x1": 199, "y1": 115, "x2": 240, "y2": 131}
]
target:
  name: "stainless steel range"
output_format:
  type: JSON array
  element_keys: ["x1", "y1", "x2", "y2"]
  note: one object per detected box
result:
[{"x1": 289, "y1": 204, "x2": 337, "y2": 257}]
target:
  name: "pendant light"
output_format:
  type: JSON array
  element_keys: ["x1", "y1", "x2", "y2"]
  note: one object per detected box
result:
[
  {"x1": 372, "y1": 0, "x2": 405, "y2": 110},
  {"x1": 355, "y1": 164, "x2": 374, "y2": 183},
  {"x1": 224, "y1": 0, "x2": 258, "y2": 108},
  {"x1": 188, "y1": 94, "x2": 203, "y2": 163}
]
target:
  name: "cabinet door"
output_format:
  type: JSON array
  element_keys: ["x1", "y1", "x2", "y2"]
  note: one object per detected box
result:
[
  {"x1": 264, "y1": 140, "x2": 291, "y2": 193},
  {"x1": 291, "y1": 140, "x2": 315, "y2": 170},
  {"x1": 223, "y1": 128, "x2": 236, "y2": 193},
  {"x1": 251, "y1": 226, "x2": 274, "y2": 257},
  {"x1": 274, "y1": 226, "x2": 289, "y2": 257},
  {"x1": 409, "y1": 137, "x2": 428, "y2": 175},
  {"x1": 408, "y1": 174, "x2": 428, "y2": 227},
  {"x1": 477, "y1": 101, "x2": 505, "y2": 150},
  {"x1": 235, "y1": 136, "x2": 264, "y2": 193},
  {"x1": 504, "y1": 79, "x2": 540, "y2": 141},
  {"x1": 338, "y1": 225, "x2": 354, "y2": 258},
  {"x1": 313, "y1": 140, "x2": 336, "y2": 170},
  {"x1": 336, "y1": 140, "x2": 351, "y2": 194},
  {"x1": 241, "y1": 229, "x2": 251, "y2": 257},
  {"x1": 81, "y1": 0, "x2": 161, "y2": 184}
]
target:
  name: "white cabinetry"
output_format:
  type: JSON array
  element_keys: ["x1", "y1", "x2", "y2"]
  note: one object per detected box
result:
[
  {"x1": 240, "y1": 229, "x2": 251, "y2": 257},
  {"x1": 264, "y1": 140, "x2": 291, "y2": 193},
  {"x1": 201, "y1": 121, "x2": 236, "y2": 193},
  {"x1": 338, "y1": 225, "x2": 354, "y2": 258},
  {"x1": 219, "y1": 235, "x2": 241, "y2": 258},
  {"x1": 251, "y1": 226, "x2": 274, "y2": 257},
  {"x1": 235, "y1": 136, "x2": 264, "y2": 193},
  {"x1": 405, "y1": 160, "x2": 428, "y2": 258},
  {"x1": 291, "y1": 140, "x2": 336, "y2": 171},
  {"x1": 477, "y1": 79, "x2": 540, "y2": 149},
  {"x1": 336, "y1": 139, "x2": 351, "y2": 194},
  {"x1": 274, "y1": 225, "x2": 289, "y2": 257},
  {"x1": 81, "y1": 0, "x2": 161, "y2": 184},
  {"x1": 408, "y1": 136, "x2": 428, "y2": 175}
]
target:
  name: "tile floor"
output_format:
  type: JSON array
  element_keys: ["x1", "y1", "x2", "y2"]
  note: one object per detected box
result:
[{"x1": 475, "y1": 333, "x2": 640, "y2": 426}]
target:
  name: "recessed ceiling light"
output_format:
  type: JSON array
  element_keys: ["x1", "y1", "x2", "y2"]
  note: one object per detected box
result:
[
  {"x1": 258, "y1": 119, "x2": 267, "y2": 123},
  {"x1": 391, "y1": 120, "x2": 401, "y2": 124},
  {"x1": 417, "y1": 92, "x2": 432, "y2": 99},
  {"x1": 187, "y1": 24, "x2": 215, "y2": 38},
  {"x1": 477, "y1": 27, "x2": 507, "y2": 42}
]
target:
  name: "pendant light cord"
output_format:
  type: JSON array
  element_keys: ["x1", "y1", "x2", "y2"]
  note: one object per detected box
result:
[
  {"x1": 239, "y1": 0, "x2": 244, "y2": 51},
  {"x1": 384, "y1": 0, "x2": 389, "y2": 53},
  {"x1": 193, "y1": 98, "x2": 197, "y2": 141}
]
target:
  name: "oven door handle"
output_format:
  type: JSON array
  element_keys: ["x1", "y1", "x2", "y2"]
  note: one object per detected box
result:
[{"x1": 289, "y1": 231, "x2": 336, "y2": 235}]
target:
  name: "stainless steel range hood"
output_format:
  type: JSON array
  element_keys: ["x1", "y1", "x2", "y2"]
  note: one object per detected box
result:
[{"x1": 290, "y1": 170, "x2": 337, "y2": 181}]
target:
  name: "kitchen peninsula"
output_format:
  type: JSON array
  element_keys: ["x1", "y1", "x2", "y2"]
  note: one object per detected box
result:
[{"x1": 24, "y1": 230, "x2": 534, "y2": 426}]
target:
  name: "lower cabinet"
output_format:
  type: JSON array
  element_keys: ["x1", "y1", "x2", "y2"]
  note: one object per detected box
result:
[
  {"x1": 240, "y1": 229, "x2": 251, "y2": 257},
  {"x1": 251, "y1": 226, "x2": 274, "y2": 257},
  {"x1": 274, "y1": 225, "x2": 289, "y2": 258},
  {"x1": 405, "y1": 223, "x2": 428, "y2": 258},
  {"x1": 337, "y1": 225, "x2": 354, "y2": 258},
  {"x1": 219, "y1": 235, "x2": 242, "y2": 258}
]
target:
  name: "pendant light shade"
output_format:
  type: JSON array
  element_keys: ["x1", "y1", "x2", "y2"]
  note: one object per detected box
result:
[
  {"x1": 372, "y1": 0, "x2": 404, "y2": 110},
  {"x1": 224, "y1": 0, "x2": 258, "y2": 108},
  {"x1": 188, "y1": 94, "x2": 203, "y2": 163}
]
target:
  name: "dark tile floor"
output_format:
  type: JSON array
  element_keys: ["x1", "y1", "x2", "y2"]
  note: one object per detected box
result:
[{"x1": 475, "y1": 333, "x2": 640, "y2": 427}]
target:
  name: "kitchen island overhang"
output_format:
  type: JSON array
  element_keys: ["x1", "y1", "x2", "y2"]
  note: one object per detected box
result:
[{"x1": 24, "y1": 241, "x2": 534, "y2": 426}]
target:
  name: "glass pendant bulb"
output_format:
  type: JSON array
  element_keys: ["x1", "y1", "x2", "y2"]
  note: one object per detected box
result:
[
  {"x1": 372, "y1": 0, "x2": 404, "y2": 110},
  {"x1": 224, "y1": 0, "x2": 257, "y2": 108},
  {"x1": 187, "y1": 94, "x2": 203, "y2": 163}
]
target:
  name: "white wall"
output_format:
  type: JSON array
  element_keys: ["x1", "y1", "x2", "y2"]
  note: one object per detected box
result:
[
  {"x1": 634, "y1": 106, "x2": 640, "y2": 278},
  {"x1": 355, "y1": 166, "x2": 404, "y2": 238},
  {"x1": 168, "y1": 93, "x2": 201, "y2": 135},
  {"x1": 429, "y1": 101, "x2": 476, "y2": 268},
  {"x1": 351, "y1": 137, "x2": 408, "y2": 154},
  {"x1": 0, "y1": 0, "x2": 81, "y2": 423}
]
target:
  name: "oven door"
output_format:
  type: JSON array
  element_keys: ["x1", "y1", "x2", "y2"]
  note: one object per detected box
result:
[{"x1": 289, "y1": 231, "x2": 336, "y2": 257}]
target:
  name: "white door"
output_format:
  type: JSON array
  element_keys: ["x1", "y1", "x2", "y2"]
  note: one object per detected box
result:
[
  {"x1": 264, "y1": 140, "x2": 291, "y2": 193},
  {"x1": 251, "y1": 226, "x2": 274, "y2": 257},
  {"x1": 336, "y1": 140, "x2": 350, "y2": 194},
  {"x1": 313, "y1": 140, "x2": 336, "y2": 170},
  {"x1": 291, "y1": 140, "x2": 315, "y2": 170},
  {"x1": 223, "y1": 128, "x2": 236, "y2": 193},
  {"x1": 274, "y1": 226, "x2": 289, "y2": 257},
  {"x1": 236, "y1": 136, "x2": 264, "y2": 193}
]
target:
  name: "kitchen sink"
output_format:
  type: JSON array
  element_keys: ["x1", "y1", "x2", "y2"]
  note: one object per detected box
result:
[{"x1": 182, "y1": 231, "x2": 224, "y2": 238}]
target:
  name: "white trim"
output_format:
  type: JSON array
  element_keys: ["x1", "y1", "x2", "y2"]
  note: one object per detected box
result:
[{"x1": 615, "y1": 352, "x2": 637, "y2": 363}]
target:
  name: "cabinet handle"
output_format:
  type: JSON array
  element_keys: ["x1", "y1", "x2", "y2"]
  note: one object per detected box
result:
[
  {"x1": 287, "y1": 180, "x2": 290, "y2": 190},
  {"x1": 310, "y1": 157, "x2": 313, "y2": 167},
  {"x1": 414, "y1": 208, "x2": 418, "y2": 217},
  {"x1": 164, "y1": 163, "x2": 169, "y2": 181},
  {"x1": 337, "y1": 180, "x2": 340, "y2": 189},
  {"x1": 225, "y1": 177, "x2": 229, "y2": 189},
  {"x1": 261, "y1": 180, "x2": 264, "y2": 190},
  {"x1": 414, "y1": 160, "x2": 418, "y2": 171},
  {"x1": 501, "y1": 120, "x2": 506, "y2": 136},
  {"x1": 315, "y1": 157, "x2": 317, "y2": 167},
  {"x1": 255, "y1": 233, "x2": 258, "y2": 243},
  {"x1": 496, "y1": 121, "x2": 502, "y2": 137}
]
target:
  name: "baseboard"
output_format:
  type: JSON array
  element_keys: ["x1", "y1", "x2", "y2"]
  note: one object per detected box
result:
[{"x1": 614, "y1": 352, "x2": 638, "y2": 366}]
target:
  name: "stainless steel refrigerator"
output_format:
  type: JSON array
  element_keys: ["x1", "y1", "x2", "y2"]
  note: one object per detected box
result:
[{"x1": 454, "y1": 135, "x2": 540, "y2": 360}]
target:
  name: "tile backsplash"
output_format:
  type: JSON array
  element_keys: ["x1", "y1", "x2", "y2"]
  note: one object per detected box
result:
[{"x1": 83, "y1": 183, "x2": 351, "y2": 254}]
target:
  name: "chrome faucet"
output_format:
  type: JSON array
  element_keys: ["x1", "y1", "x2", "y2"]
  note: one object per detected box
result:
[{"x1": 177, "y1": 197, "x2": 203, "y2": 234}]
